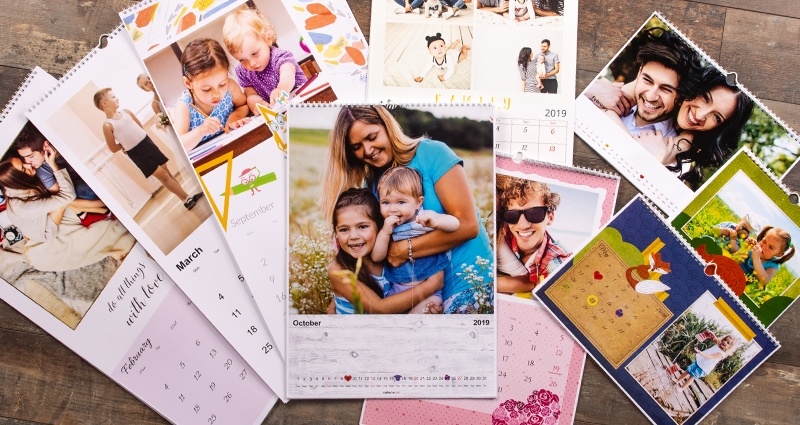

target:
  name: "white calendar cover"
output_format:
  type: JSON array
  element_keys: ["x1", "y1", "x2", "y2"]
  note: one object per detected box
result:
[
  {"x1": 368, "y1": 0, "x2": 578, "y2": 165},
  {"x1": 575, "y1": 12, "x2": 800, "y2": 216},
  {"x1": 118, "y1": 0, "x2": 370, "y2": 357},
  {"x1": 287, "y1": 104, "x2": 496, "y2": 398},
  {"x1": 25, "y1": 31, "x2": 287, "y2": 400},
  {"x1": 0, "y1": 69, "x2": 276, "y2": 425}
]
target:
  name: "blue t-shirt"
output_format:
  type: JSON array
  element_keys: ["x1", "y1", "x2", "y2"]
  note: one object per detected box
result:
[
  {"x1": 334, "y1": 271, "x2": 390, "y2": 314},
  {"x1": 179, "y1": 90, "x2": 234, "y2": 146},
  {"x1": 740, "y1": 250, "x2": 780, "y2": 276},
  {"x1": 371, "y1": 139, "x2": 494, "y2": 311}
]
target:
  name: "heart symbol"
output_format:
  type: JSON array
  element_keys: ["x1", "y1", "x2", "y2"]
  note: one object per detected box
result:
[
  {"x1": 344, "y1": 375, "x2": 352, "y2": 381},
  {"x1": 639, "y1": 174, "x2": 645, "y2": 179},
  {"x1": 445, "y1": 374, "x2": 450, "y2": 380},
  {"x1": 615, "y1": 309, "x2": 623, "y2": 317},
  {"x1": 593, "y1": 271, "x2": 603, "y2": 280}
]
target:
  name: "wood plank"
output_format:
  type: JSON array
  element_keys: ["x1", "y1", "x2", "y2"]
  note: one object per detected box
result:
[
  {"x1": 720, "y1": 10, "x2": 800, "y2": 105},
  {"x1": 688, "y1": 0, "x2": 800, "y2": 19}
]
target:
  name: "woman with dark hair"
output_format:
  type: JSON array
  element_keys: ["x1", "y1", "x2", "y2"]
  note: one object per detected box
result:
[
  {"x1": 636, "y1": 66, "x2": 754, "y2": 186},
  {"x1": 517, "y1": 47, "x2": 541, "y2": 93},
  {"x1": 0, "y1": 150, "x2": 134, "y2": 272},
  {"x1": 533, "y1": 0, "x2": 563, "y2": 16}
]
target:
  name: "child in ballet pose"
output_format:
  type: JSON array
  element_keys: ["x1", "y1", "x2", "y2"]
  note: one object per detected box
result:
[
  {"x1": 222, "y1": 8, "x2": 307, "y2": 114},
  {"x1": 372, "y1": 166, "x2": 459, "y2": 314},
  {"x1": 173, "y1": 38, "x2": 251, "y2": 152},
  {"x1": 414, "y1": 33, "x2": 471, "y2": 83},
  {"x1": 95, "y1": 88, "x2": 203, "y2": 210}
]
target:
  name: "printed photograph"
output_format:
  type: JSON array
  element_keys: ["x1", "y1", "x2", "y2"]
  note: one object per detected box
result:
[
  {"x1": 678, "y1": 169, "x2": 800, "y2": 324},
  {"x1": 384, "y1": 0, "x2": 473, "y2": 22},
  {"x1": 42, "y1": 67, "x2": 212, "y2": 255},
  {"x1": 382, "y1": 23, "x2": 474, "y2": 90},
  {"x1": 472, "y1": 26, "x2": 563, "y2": 94},
  {"x1": 495, "y1": 171, "x2": 602, "y2": 296},
  {"x1": 142, "y1": 0, "x2": 339, "y2": 158},
  {"x1": 289, "y1": 105, "x2": 495, "y2": 315},
  {"x1": 579, "y1": 15, "x2": 800, "y2": 190},
  {"x1": 474, "y1": 0, "x2": 564, "y2": 26},
  {"x1": 0, "y1": 122, "x2": 136, "y2": 329},
  {"x1": 626, "y1": 291, "x2": 763, "y2": 424}
]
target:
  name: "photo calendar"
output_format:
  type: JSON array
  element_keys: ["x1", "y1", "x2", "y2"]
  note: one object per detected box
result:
[
  {"x1": 118, "y1": 0, "x2": 371, "y2": 358},
  {"x1": 671, "y1": 149, "x2": 800, "y2": 328},
  {"x1": 287, "y1": 103, "x2": 496, "y2": 398},
  {"x1": 575, "y1": 12, "x2": 800, "y2": 216},
  {"x1": 25, "y1": 28, "x2": 287, "y2": 400},
  {"x1": 535, "y1": 195, "x2": 780, "y2": 425},
  {"x1": 0, "y1": 68, "x2": 276, "y2": 425},
  {"x1": 367, "y1": 0, "x2": 579, "y2": 165}
]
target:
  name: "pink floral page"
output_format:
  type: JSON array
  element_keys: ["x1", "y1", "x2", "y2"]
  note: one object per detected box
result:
[{"x1": 360, "y1": 296, "x2": 585, "y2": 425}]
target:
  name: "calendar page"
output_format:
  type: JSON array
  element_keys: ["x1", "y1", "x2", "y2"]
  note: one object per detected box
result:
[
  {"x1": 287, "y1": 104, "x2": 496, "y2": 398},
  {"x1": 0, "y1": 69, "x2": 276, "y2": 424},
  {"x1": 671, "y1": 149, "x2": 800, "y2": 328},
  {"x1": 575, "y1": 12, "x2": 800, "y2": 216},
  {"x1": 495, "y1": 153, "x2": 620, "y2": 298},
  {"x1": 118, "y1": 0, "x2": 370, "y2": 357},
  {"x1": 361, "y1": 296, "x2": 585, "y2": 425},
  {"x1": 26, "y1": 29, "x2": 287, "y2": 400},
  {"x1": 535, "y1": 196, "x2": 779, "y2": 425},
  {"x1": 367, "y1": 0, "x2": 579, "y2": 165}
]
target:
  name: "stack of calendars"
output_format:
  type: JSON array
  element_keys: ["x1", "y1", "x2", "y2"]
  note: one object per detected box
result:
[{"x1": 0, "y1": 1, "x2": 798, "y2": 425}]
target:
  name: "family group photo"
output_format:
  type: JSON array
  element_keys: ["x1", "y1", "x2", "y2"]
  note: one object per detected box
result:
[
  {"x1": 580, "y1": 15, "x2": 800, "y2": 190},
  {"x1": 288, "y1": 105, "x2": 495, "y2": 315},
  {"x1": 0, "y1": 122, "x2": 136, "y2": 329}
]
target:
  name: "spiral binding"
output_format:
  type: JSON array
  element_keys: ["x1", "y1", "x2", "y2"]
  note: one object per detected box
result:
[
  {"x1": 653, "y1": 11, "x2": 799, "y2": 143},
  {"x1": 0, "y1": 68, "x2": 41, "y2": 123},
  {"x1": 119, "y1": 0, "x2": 158, "y2": 20},
  {"x1": 289, "y1": 102, "x2": 495, "y2": 109},
  {"x1": 633, "y1": 194, "x2": 780, "y2": 345},
  {"x1": 27, "y1": 25, "x2": 126, "y2": 114},
  {"x1": 495, "y1": 151, "x2": 620, "y2": 181},
  {"x1": 738, "y1": 147, "x2": 800, "y2": 202}
]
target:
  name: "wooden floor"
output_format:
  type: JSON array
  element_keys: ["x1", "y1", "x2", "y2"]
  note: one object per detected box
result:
[{"x1": 0, "y1": 0, "x2": 798, "y2": 424}]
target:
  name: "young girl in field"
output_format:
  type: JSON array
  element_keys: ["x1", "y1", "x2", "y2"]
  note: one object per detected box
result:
[
  {"x1": 736, "y1": 226, "x2": 794, "y2": 290},
  {"x1": 414, "y1": 33, "x2": 471, "y2": 83},
  {"x1": 327, "y1": 188, "x2": 443, "y2": 314},
  {"x1": 672, "y1": 334, "x2": 736, "y2": 390},
  {"x1": 222, "y1": 8, "x2": 307, "y2": 114},
  {"x1": 173, "y1": 38, "x2": 252, "y2": 152},
  {"x1": 371, "y1": 166, "x2": 459, "y2": 314}
]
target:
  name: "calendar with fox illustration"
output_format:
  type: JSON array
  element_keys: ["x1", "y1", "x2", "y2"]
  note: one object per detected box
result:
[{"x1": 535, "y1": 196, "x2": 779, "y2": 425}]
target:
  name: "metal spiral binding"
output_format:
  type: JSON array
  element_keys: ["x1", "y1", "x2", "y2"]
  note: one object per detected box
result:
[
  {"x1": 635, "y1": 194, "x2": 781, "y2": 345},
  {"x1": 0, "y1": 68, "x2": 40, "y2": 123},
  {"x1": 28, "y1": 25, "x2": 127, "y2": 113},
  {"x1": 495, "y1": 151, "x2": 621, "y2": 181},
  {"x1": 654, "y1": 11, "x2": 799, "y2": 144},
  {"x1": 119, "y1": 0, "x2": 157, "y2": 20},
  {"x1": 738, "y1": 147, "x2": 800, "y2": 204}
]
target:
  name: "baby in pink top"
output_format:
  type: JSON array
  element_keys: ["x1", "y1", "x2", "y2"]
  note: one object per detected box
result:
[{"x1": 223, "y1": 8, "x2": 308, "y2": 113}]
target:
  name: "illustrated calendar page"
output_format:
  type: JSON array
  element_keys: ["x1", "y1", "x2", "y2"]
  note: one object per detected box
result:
[
  {"x1": 287, "y1": 104, "x2": 496, "y2": 398},
  {"x1": 26, "y1": 31, "x2": 287, "y2": 400},
  {"x1": 535, "y1": 196, "x2": 779, "y2": 425},
  {"x1": 367, "y1": 0, "x2": 579, "y2": 165},
  {"x1": 495, "y1": 153, "x2": 620, "y2": 298},
  {"x1": 0, "y1": 69, "x2": 275, "y2": 424},
  {"x1": 671, "y1": 149, "x2": 800, "y2": 328},
  {"x1": 361, "y1": 296, "x2": 585, "y2": 425},
  {"x1": 119, "y1": 0, "x2": 370, "y2": 357},
  {"x1": 575, "y1": 12, "x2": 800, "y2": 216}
]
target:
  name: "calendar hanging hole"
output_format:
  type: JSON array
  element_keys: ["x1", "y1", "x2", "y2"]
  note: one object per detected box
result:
[
  {"x1": 789, "y1": 192, "x2": 799, "y2": 204},
  {"x1": 725, "y1": 71, "x2": 738, "y2": 86},
  {"x1": 97, "y1": 34, "x2": 110, "y2": 49}
]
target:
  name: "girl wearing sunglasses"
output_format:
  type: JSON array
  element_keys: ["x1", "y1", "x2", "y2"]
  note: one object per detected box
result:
[{"x1": 496, "y1": 175, "x2": 570, "y2": 296}]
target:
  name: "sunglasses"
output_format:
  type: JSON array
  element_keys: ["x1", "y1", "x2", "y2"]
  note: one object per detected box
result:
[{"x1": 502, "y1": 206, "x2": 550, "y2": 224}]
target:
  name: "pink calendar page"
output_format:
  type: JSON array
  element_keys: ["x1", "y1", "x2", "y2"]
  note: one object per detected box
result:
[
  {"x1": 360, "y1": 296, "x2": 585, "y2": 425},
  {"x1": 0, "y1": 69, "x2": 275, "y2": 424}
]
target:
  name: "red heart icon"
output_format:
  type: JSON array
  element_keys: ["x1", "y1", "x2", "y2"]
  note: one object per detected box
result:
[
  {"x1": 639, "y1": 174, "x2": 645, "y2": 179},
  {"x1": 344, "y1": 375, "x2": 352, "y2": 381},
  {"x1": 593, "y1": 271, "x2": 603, "y2": 280}
]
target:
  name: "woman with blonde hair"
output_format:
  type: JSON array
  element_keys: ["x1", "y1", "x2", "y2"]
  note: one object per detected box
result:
[{"x1": 320, "y1": 105, "x2": 493, "y2": 313}]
